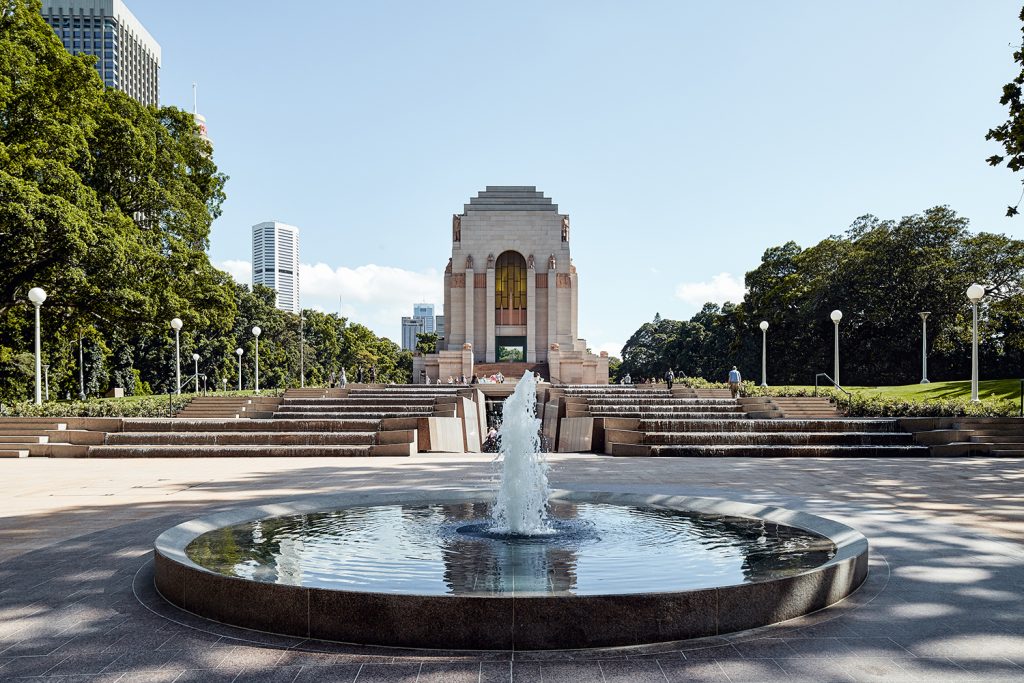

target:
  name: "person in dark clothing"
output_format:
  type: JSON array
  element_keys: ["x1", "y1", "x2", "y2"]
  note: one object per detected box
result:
[
  {"x1": 370, "y1": 366, "x2": 378, "y2": 383},
  {"x1": 664, "y1": 368, "x2": 675, "y2": 390},
  {"x1": 357, "y1": 367, "x2": 364, "y2": 383}
]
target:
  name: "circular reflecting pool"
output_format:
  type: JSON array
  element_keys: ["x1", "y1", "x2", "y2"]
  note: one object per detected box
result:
[
  {"x1": 156, "y1": 492, "x2": 868, "y2": 649},
  {"x1": 185, "y1": 501, "x2": 836, "y2": 596}
]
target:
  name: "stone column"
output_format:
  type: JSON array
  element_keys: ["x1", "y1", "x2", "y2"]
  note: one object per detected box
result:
[
  {"x1": 547, "y1": 269, "x2": 557, "y2": 360},
  {"x1": 464, "y1": 267, "x2": 475, "y2": 356},
  {"x1": 486, "y1": 266, "x2": 496, "y2": 362},
  {"x1": 570, "y1": 270, "x2": 579, "y2": 346},
  {"x1": 526, "y1": 268, "x2": 537, "y2": 362}
]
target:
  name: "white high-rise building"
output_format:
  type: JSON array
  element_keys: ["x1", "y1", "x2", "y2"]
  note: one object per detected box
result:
[
  {"x1": 41, "y1": 0, "x2": 161, "y2": 107},
  {"x1": 401, "y1": 317, "x2": 425, "y2": 351},
  {"x1": 252, "y1": 222, "x2": 300, "y2": 314}
]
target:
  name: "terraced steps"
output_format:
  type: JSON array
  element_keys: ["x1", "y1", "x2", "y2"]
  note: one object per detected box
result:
[
  {"x1": 566, "y1": 385, "x2": 925, "y2": 457},
  {"x1": 625, "y1": 444, "x2": 930, "y2": 457},
  {"x1": 88, "y1": 444, "x2": 376, "y2": 458},
  {"x1": 902, "y1": 417, "x2": 1024, "y2": 456}
]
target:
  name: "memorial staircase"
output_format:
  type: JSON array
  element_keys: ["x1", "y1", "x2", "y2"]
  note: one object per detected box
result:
[
  {"x1": 562, "y1": 386, "x2": 928, "y2": 457},
  {"x1": 87, "y1": 386, "x2": 464, "y2": 458}
]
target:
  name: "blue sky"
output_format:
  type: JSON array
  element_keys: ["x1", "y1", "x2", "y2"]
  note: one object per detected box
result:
[{"x1": 125, "y1": 0, "x2": 1022, "y2": 354}]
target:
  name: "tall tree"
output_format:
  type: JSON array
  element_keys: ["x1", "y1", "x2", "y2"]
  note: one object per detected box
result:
[{"x1": 985, "y1": 6, "x2": 1024, "y2": 216}]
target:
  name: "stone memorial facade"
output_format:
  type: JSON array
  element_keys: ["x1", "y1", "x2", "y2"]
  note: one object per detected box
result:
[{"x1": 415, "y1": 187, "x2": 608, "y2": 384}]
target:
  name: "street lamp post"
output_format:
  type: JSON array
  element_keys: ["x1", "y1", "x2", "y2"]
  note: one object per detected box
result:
[
  {"x1": 919, "y1": 312, "x2": 931, "y2": 384},
  {"x1": 42, "y1": 364, "x2": 50, "y2": 402},
  {"x1": 967, "y1": 284, "x2": 986, "y2": 402},
  {"x1": 830, "y1": 310, "x2": 843, "y2": 387},
  {"x1": 170, "y1": 318, "x2": 183, "y2": 394},
  {"x1": 192, "y1": 353, "x2": 200, "y2": 392},
  {"x1": 78, "y1": 332, "x2": 86, "y2": 400},
  {"x1": 235, "y1": 348, "x2": 243, "y2": 391},
  {"x1": 28, "y1": 287, "x2": 47, "y2": 405},
  {"x1": 299, "y1": 315, "x2": 305, "y2": 388},
  {"x1": 759, "y1": 321, "x2": 769, "y2": 387},
  {"x1": 252, "y1": 326, "x2": 262, "y2": 393}
]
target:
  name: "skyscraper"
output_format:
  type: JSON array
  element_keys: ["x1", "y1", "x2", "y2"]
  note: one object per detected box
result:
[
  {"x1": 413, "y1": 303, "x2": 435, "y2": 334},
  {"x1": 401, "y1": 317, "x2": 425, "y2": 352},
  {"x1": 252, "y1": 222, "x2": 300, "y2": 315},
  {"x1": 400, "y1": 304, "x2": 436, "y2": 351},
  {"x1": 41, "y1": 0, "x2": 161, "y2": 107}
]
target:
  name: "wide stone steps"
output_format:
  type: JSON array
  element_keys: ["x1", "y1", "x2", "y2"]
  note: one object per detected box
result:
[
  {"x1": 0, "y1": 449, "x2": 29, "y2": 458},
  {"x1": 122, "y1": 419, "x2": 381, "y2": 432},
  {"x1": 280, "y1": 398, "x2": 436, "y2": 406},
  {"x1": 638, "y1": 444, "x2": 931, "y2": 457},
  {"x1": 639, "y1": 432, "x2": 917, "y2": 446},
  {"x1": 623, "y1": 419, "x2": 902, "y2": 433},
  {"x1": 88, "y1": 444, "x2": 376, "y2": 458},
  {"x1": 275, "y1": 404, "x2": 433, "y2": 412},
  {"x1": 587, "y1": 405, "x2": 744, "y2": 413},
  {"x1": 105, "y1": 431, "x2": 377, "y2": 446},
  {"x1": 271, "y1": 411, "x2": 433, "y2": 420},
  {"x1": 590, "y1": 411, "x2": 750, "y2": 419},
  {"x1": 584, "y1": 398, "x2": 735, "y2": 406}
]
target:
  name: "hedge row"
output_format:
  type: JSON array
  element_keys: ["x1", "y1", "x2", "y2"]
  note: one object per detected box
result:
[{"x1": 678, "y1": 378, "x2": 1020, "y2": 417}]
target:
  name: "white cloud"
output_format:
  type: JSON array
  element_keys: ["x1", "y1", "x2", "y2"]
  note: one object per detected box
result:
[
  {"x1": 674, "y1": 272, "x2": 746, "y2": 308},
  {"x1": 300, "y1": 262, "x2": 443, "y2": 342},
  {"x1": 212, "y1": 259, "x2": 443, "y2": 343},
  {"x1": 594, "y1": 341, "x2": 624, "y2": 358},
  {"x1": 216, "y1": 259, "x2": 251, "y2": 286}
]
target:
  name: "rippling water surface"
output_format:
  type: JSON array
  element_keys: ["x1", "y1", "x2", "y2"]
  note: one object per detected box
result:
[{"x1": 185, "y1": 502, "x2": 836, "y2": 595}]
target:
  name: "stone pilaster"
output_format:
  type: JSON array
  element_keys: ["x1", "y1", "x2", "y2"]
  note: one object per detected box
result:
[
  {"x1": 527, "y1": 267, "x2": 537, "y2": 362},
  {"x1": 547, "y1": 269, "x2": 557, "y2": 360},
  {"x1": 486, "y1": 267, "x2": 496, "y2": 362},
  {"x1": 570, "y1": 270, "x2": 579, "y2": 345},
  {"x1": 464, "y1": 267, "x2": 475, "y2": 355}
]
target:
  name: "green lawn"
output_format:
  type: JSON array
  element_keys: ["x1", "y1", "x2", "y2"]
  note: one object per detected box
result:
[{"x1": 848, "y1": 379, "x2": 1023, "y2": 402}]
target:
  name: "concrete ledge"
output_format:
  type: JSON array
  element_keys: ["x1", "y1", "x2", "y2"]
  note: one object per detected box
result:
[{"x1": 154, "y1": 490, "x2": 868, "y2": 650}]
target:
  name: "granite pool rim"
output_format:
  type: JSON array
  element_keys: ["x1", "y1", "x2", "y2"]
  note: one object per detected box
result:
[{"x1": 153, "y1": 489, "x2": 869, "y2": 650}]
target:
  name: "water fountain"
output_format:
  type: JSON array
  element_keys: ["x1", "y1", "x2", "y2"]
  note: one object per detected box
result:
[{"x1": 154, "y1": 371, "x2": 868, "y2": 649}]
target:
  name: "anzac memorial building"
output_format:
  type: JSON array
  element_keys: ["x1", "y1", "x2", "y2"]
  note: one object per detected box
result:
[{"x1": 414, "y1": 186, "x2": 608, "y2": 384}]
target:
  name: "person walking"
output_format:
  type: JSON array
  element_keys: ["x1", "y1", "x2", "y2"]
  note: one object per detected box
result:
[
  {"x1": 664, "y1": 368, "x2": 675, "y2": 390},
  {"x1": 339, "y1": 367, "x2": 347, "y2": 387},
  {"x1": 728, "y1": 365, "x2": 742, "y2": 398}
]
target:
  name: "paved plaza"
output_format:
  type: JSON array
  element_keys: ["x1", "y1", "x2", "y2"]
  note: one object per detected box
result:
[{"x1": 1, "y1": 454, "x2": 1023, "y2": 681}]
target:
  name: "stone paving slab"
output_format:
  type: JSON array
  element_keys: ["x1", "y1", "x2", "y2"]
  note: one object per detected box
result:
[{"x1": 0, "y1": 455, "x2": 1022, "y2": 681}]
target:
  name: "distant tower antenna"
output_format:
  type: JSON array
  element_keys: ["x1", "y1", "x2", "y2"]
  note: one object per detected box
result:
[{"x1": 192, "y1": 81, "x2": 198, "y2": 114}]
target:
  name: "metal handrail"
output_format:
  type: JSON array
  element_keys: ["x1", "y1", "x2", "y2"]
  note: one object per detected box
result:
[{"x1": 814, "y1": 373, "x2": 853, "y2": 410}]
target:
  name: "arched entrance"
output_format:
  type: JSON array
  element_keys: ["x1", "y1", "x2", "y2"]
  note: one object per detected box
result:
[{"x1": 495, "y1": 251, "x2": 527, "y2": 359}]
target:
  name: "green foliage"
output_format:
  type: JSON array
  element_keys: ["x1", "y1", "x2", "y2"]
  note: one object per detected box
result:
[
  {"x1": 985, "y1": 6, "x2": 1024, "y2": 216},
  {"x1": 0, "y1": 2, "x2": 411, "y2": 401},
  {"x1": 622, "y1": 207, "x2": 1024, "y2": 387},
  {"x1": 415, "y1": 332, "x2": 439, "y2": 354},
  {"x1": 1, "y1": 394, "x2": 193, "y2": 417}
]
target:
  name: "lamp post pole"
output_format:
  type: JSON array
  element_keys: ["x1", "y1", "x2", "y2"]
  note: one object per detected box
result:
[
  {"x1": 170, "y1": 318, "x2": 183, "y2": 394},
  {"x1": 299, "y1": 315, "x2": 305, "y2": 388},
  {"x1": 967, "y1": 285, "x2": 985, "y2": 402},
  {"x1": 759, "y1": 321, "x2": 769, "y2": 387},
  {"x1": 252, "y1": 326, "x2": 262, "y2": 394},
  {"x1": 235, "y1": 348, "x2": 243, "y2": 391},
  {"x1": 28, "y1": 288, "x2": 47, "y2": 405},
  {"x1": 919, "y1": 312, "x2": 930, "y2": 384},
  {"x1": 42, "y1": 364, "x2": 49, "y2": 402},
  {"x1": 78, "y1": 332, "x2": 86, "y2": 400},
  {"x1": 830, "y1": 310, "x2": 843, "y2": 387},
  {"x1": 192, "y1": 353, "x2": 200, "y2": 393}
]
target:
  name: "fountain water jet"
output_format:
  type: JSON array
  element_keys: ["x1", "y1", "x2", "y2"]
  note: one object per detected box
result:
[{"x1": 490, "y1": 371, "x2": 551, "y2": 536}]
